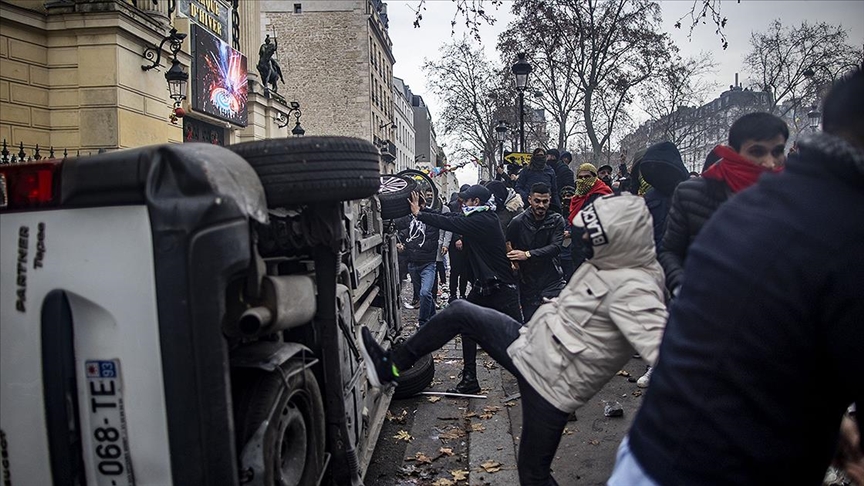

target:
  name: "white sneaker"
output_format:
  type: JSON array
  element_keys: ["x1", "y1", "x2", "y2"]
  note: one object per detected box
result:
[
  {"x1": 636, "y1": 366, "x2": 653, "y2": 388},
  {"x1": 403, "y1": 301, "x2": 415, "y2": 309}
]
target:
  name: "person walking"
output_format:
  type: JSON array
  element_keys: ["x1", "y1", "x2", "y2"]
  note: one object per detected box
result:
[
  {"x1": 609, "y1": 66, "x2": 864, "y2": 486},
  {"x1": 506, "y1": 183, "x2": 566, "y2": 321},
  {"x1": 408, "y1": 185, "x2": 522, "y2": 394},
  {"x1": 546, "y1": 149, "x2": 575, "y2": 201},
  {"x1": 360, "y1": 194, "x2": 668, "y2": 486}
]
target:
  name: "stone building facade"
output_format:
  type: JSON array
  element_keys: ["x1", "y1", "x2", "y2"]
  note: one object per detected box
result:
[
  {"x1": 260, "y1": 0, "x2": 396, "y2": 172},
  {"x1": 411, "y1": 93, "x2": 436, "y2": 170},
  {"x1": 392, "y1": 76, "x2": 414, "y2": 173},
  {"x1": 0, "y1": 0, "x2": 293, "y2": 159}
]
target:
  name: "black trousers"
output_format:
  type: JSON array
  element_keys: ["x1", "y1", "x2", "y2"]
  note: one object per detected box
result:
[
  {"x1": 462, "y1": 283, "x2": 523, "y2": 374},
  {"x1": 448, "y1": 245, "x2": 470, "y2": 301},
  {"x1": 392, "y1": 300, "x2": 568, "y2": 486}
]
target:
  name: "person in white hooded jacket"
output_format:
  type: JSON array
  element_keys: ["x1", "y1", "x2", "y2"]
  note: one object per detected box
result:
[{"x1": 359, "y1": 194, "x2": 668, "y2": 486}]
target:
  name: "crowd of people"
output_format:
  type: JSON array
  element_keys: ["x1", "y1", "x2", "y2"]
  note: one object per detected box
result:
[{"x1": 362, "y1": 67, "x2": 863, "y2": 485}]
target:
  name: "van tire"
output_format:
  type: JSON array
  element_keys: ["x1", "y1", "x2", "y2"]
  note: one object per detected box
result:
[
  {"x1": 228, "y1": 136, "x2": 382, "y2": 206},
  {"x1": 393, "y1": 353, "x2": 435, "y2": 399},
  {"x1": 378, "y1": 174, "x2": 417, "y2": 220},
  {"x1": 233, "y1": 363, "x2": 326, "y2": 486}
]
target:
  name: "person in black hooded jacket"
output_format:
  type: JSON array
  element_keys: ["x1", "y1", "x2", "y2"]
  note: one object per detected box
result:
[
  {"x1": 636, "y1": 141, "x2": 690, "y2": 251},
  {"x1": 547, "y1": 148, "x2": 575, "y2": 200}
]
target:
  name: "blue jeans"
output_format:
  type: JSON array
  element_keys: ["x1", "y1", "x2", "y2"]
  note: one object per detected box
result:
[
  {"x1": 408, "y1": 262, "x2": 436, "y2": 326},
  {"x1": 607, "y1": 436, "x2": 659, "y2": 486},
  {"x1": 392, "y1": 300, "x2": 567, "y2": 485}
]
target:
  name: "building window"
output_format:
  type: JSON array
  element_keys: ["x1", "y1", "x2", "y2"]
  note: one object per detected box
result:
[{"x1": 294, "y1": 3, "x2": 302, "y2": 13}]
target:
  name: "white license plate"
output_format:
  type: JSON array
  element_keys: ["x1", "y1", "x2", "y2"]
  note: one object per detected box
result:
[{"x1": 85, "y1": 359, "x2": 135, "y2": 486}]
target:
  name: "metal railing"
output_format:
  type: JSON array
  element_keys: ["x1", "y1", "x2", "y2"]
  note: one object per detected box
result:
[{"x1": 0, "y1": 139, "x2": 98, "y2": 164}]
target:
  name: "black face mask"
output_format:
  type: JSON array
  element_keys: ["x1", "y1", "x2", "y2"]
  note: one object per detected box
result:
[{"x1": 531, "y1": 156, "x2": 546, "y2": 168}]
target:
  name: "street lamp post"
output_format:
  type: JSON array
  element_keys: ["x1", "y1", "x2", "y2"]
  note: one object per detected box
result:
[
  {"x1": 495, "y1": 120, "x2": 509, "y2": 177},
  {"x1": 511, "y1": 53, "x2": 532, "y2": 153},
  {"x1": 807, "y1": 105, "x2": 821, "y2": 132}
]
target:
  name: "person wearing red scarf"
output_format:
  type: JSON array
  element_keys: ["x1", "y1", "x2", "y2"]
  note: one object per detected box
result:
[
  {"x1": 658, "y1": 112, "x2": 788, "y2": 298},
  {"x1": 568, "y1": 163, "x2": 613, "y2": 270}
]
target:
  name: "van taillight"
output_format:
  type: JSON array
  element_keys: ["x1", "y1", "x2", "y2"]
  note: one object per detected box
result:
[{"x1": 0, "y1": 160, "x2": 62, "y2": 210}]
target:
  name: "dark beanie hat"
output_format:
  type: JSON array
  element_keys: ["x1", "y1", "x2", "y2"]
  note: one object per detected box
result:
[
  {"x1": 485, "y1": 180, "x2": 508, "y2": 206},
  {"x1": 546, "y1": 148, "x2": 560, "y2": 159},
  {"x1": 560, "y1": 151, "x2": 572, "y2": 162},
  {"x1": 459, "y1": 184, "x2": 470, "y2": 192},
  {"x1": 458, "y1": 184, "x2": 492, "y2": 202}
]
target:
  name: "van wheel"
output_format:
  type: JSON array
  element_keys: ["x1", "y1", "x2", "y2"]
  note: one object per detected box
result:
[
  {"x1": 228, "y1": 136, "x2": 381, "y2": 206},
  {"x1": 378, "y1": 174, "x2": 417, "y2": 220},
  {"x1": 393, "y1": 353, "x2": 436, "y2": 399},
  {"x1": 233, "y1": 363, "x2": 325, "y2": 486}
]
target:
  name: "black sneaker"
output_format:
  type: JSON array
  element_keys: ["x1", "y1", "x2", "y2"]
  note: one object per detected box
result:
[{"x1": 360, "y1": 327, "x2": 397, "y2": 388}]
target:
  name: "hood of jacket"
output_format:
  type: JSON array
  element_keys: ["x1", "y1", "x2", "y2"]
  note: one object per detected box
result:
[
  {"x1": 638, "y1": 141, "x2": 689, "y2": 197},
  {"x1": 573, "y1": 194, "x2": 656, "y2": 269}
]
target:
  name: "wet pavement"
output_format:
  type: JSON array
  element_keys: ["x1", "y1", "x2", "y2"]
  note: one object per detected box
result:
[{"x1": 365, "y1": 284, "x2": 649, "y2": 485}]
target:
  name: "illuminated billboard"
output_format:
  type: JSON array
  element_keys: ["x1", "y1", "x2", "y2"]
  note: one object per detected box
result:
[{"x1": 192, "y1": 25, "x2": 248, "y2": 127}]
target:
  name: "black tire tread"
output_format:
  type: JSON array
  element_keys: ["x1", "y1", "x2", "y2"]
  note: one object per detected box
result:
[
  {"x1": 228, "y1": 136, "x2": 382, "y2": 206},
  {"x1": 393, "y1": 353, "x2": 435, "y2": 399}
]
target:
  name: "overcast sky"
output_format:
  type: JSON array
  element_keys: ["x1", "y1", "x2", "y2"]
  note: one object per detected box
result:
[{"x1": 386, "y1": 0, "x2": 864, "y2": 184}]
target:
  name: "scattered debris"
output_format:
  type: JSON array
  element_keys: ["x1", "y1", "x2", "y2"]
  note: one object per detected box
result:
[
  {"x1": 393, "y1": 430, "x2": 413, "y2": 442},
  {"x1": 470, "y1": 423, "x2": 486, "y2": 433},
  {"x1": 589, "y1": 439, "x2": 600, "y2": 446},
  {"x1": 421, "y1": 391, "x2": 487, "y2": 399},
  {"x1": 413, "y1": 452, "x2": 433, "y2": 464},
  {"x1": 504, "y1": 401, "x2": 517, "y2": 407},
  {"x1": 562, "y1": 427, "x2": 573, "y2": 435},
  {"x1": 604, "y1": 401, "x2": 624, "y2": 418},
  {"x1": 428, "y1": 396, "x2": 442, "y2": 403},
  {"x1": 439, "y1": 427, "x2": 467, "y2": 440},
  {"x1": 386, "y1": 409, "x2": 408, "y2": 424},
  {"x1": 483, "y1": 360, "x2": 498, "y2": 370},
  {"x1": 432, "y1": 478, "x2": 454, "y2": 486},
  {"x1": 439, "y1": 447, "x2": 454, "y2": 456},
  {"x1": 480, "y1": 460, "x2": 502, "y2": 473},
  {"x1": 616, "y1": 370, "x2": 631, "y2": 377},
  {"x1": 463, "y1": 411, "x2": 477, "y2": 419},
  {"x1": 632, "y1": 389, "x2": 643, "y2": 397}
]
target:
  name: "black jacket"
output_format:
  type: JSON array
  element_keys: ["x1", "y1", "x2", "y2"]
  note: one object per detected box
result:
[
  {"x1": 549, "y1": 160, "x2": 575, "y2": 194},
  {"x1": 638, "y1": 141, "x2": 689, "y2": 251},
  {"x1": 395, "y1": 208, "x2": 443, "y2": 264},
  {"x1": 417, "y1": 209, "x2": 516, "y2": 286},
  {"x1": 658, "y1": 177, "x2": 731, "y2": 292},
  {"x1": 515, "y1": 164, "x2": 560, "y2": 212},
  {"x1": 506, "y1": 209, "x2": 566, "y2": 302},
  {"x1": 629, "y1": 132, "x2": 864, "y2": 486}
]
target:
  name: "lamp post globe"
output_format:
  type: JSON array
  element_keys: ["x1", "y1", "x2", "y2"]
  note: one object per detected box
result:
[
  {"x1": 165, "y1": 58, "x2": 188, "y2": 105},
  {"x1": 511, "y1": 53, "x2": 532, "y2": 153},
  {"x1": 495, "y1": 120, "x2": 508, "y2": 142},
  {"x1": 807, "y1": 105, "x2": 821, "y2": 132}
]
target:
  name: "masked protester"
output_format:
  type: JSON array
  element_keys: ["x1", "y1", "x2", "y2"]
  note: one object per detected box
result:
[
  {"x1": 546, "y1": 149, "x2": 575, "y2": 199},
  {"x1": 559, "y1": 185, "x2": 577, "y2": 279},
  {"x1": 516, "y1": 147, "x2": 560, "y2": 213},
  {"x1": 568, "y1": 163, "x2": 614, "y2": 270}
]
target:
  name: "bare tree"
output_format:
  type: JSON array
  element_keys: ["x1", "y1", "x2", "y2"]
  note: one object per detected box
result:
[
  {"x1": 498, "y1": 5, "x2": 585, "y2": 150},
  {"x1": 638, "y1": 52, "x2": 718, "y2": 152},
  {"x1": 510, "y1": 0, "x2": 670, "y2": 158},
  {"x1": 745, "y1": 20, "x2": 863, "y2": 117},
  {"x1": 422, "y1": 37, "x2": 507, "y2": 179}
]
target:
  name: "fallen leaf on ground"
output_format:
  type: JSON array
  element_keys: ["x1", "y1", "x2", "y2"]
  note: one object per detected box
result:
[
  {"x1": 632, "y1": 389, "x2": 643, "y2": 397},
  {"x1": 480, "y1": 460, "x2": 502, "y2": 473},
  {"x1": 439, "y1": 447, "x2": 454, "y2": 456},
  {"x1": 432, "y1": 479, "x2": 454, "y2": 486},
  {"x1": 616, "y1": 370, "x2": 631, "y2": 377},
  {"x1": 589, "y1": 439, "x2": 600, "y2": 446},
  {"x1": 483, "y1": 360, "x2": 498, "y2": 370},
  {"x1": 393, "y1": 430, "x2": 413, "y2": 442},
  {"x1": 451, "y1": 469, "x2": 469, "y2": 481},
  {"x1": 439, "y1": 427, "x2": 466, "y2": 440},
  {"x1": 428, "y1": 396, "x2": 442, "y2": 403},
  {"x1": 463, "y1": 411, "x2": 477, "y2": 418},
  {"x1": 414, "y1": 452, "x2": 433, "y2": 464},
  {"x1": 470, "y1": 423, "x2": 485, "y2": 432},
  {"x1": 483, "y1": 406, "x2": 502, "y2": 413},
  {"x1": 386, "y1": 409, "x2": 408, "y2": 424},
  {"x1": 562, "y1": 428, "x2": 573, "y2": 435},
  {"x1": 505, "y1": 401, "x2": 517, "y2": 407}
]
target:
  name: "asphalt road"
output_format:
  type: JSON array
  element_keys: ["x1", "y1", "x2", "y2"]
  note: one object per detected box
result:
[{"x1": 365, "y1": 289, "x2": 649, "y2": 486}]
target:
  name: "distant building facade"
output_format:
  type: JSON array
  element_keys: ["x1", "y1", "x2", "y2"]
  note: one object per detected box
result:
[
  {"x1": 261, "y1": 0, "x2": 396, "y2": 172},
  {"x1": 392, "y1": 76, "x2": 415, "y2": 173},
  {"x1": 620, "y1": 79, "x2": 772, "y2": 173},
  {"x1": 412, "y1": 94, "x2": 437, "y2": 170}
]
